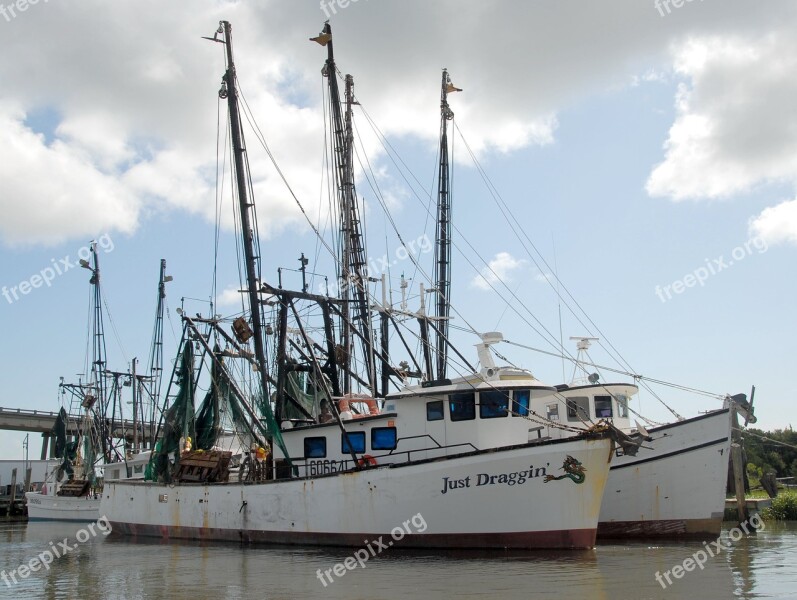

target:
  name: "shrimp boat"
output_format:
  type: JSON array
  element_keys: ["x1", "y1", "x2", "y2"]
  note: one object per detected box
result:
[
  {"x1": 101, "y1": 21, "x2": 630, "y2": 549},
  {"x1": 527, "y1": 337, "x2": 745, "y2": 539},
  {"x1": 27, "y1": 449, "x2": 151, "y2": 522},
  {"x1": 26, "y1": 244, "x2": 112, "y2": 522},
  {"x1": 27, "y1": 244, "x2": 163, "y2": 521},
  {"x1": 26, "y1": 458, "x2": 101, "y2": 522}
]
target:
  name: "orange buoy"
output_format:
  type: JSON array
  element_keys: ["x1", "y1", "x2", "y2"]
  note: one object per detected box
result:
[{"x1": 357, "y1": 454, "x2": 378, "y2": 468}]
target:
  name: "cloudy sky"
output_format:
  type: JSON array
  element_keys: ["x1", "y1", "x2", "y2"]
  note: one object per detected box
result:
[{"x1": 1, "y1": 0, "x2": 795, "y2": 462}]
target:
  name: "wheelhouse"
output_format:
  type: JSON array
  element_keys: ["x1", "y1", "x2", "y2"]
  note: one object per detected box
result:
[
  {"x1": 531, "y1": 383, "x2": 639, "y2": 441},
  {"x1": 273, "y1": 367, "x2": 559, "y2": 477}
]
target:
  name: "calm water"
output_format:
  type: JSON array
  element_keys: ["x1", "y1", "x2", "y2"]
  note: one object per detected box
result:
[{"x1": 0, "y1": 520, "x2": 795, "y2": 599}]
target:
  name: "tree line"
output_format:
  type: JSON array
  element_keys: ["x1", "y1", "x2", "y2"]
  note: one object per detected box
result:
[{"x1": 743, "y1": 427, "x2": 797, "y2": 483}]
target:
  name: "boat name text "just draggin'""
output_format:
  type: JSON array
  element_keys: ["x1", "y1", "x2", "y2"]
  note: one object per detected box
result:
[{"x1": 440, "y1": 464, "x2": 549, "y2": 495}]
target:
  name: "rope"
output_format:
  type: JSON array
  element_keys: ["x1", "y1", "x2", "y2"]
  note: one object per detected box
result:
[
  {"x1": 738, "y1": 428, "x2": 797, "y2": 450},
  {"x1": 453, "y1": 122, "x2": 686, "y2": 420},
  {"x1": 502, "y1": 339, "x2": 724, "y2": 400}
]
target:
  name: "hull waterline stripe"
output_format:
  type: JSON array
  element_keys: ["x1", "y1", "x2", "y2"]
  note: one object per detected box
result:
[
  {"x1": 597, "y1": 517, "x2": 723, "y2": 540},
  {"x1": 108, "y1": 523, "x2": 599, "y2": 550}
]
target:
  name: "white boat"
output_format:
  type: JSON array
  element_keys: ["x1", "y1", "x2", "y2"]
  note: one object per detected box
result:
[
  {"x1": 519, "y1": 337, "x2": 737, "y2": 539},
  {"x1": 26, "y1": 489, "x2": 101, "y2": 522},
  {"x1": 25, "y1": 240, "x2": 144, "y2": 523},
  {"x1": 597, "y1": 402, "x2": 732, "y2": 538},
  {"x1": 26, "y1": 459, "x2": 101, "y2": 522},
  {"x1": 104, "y1": 435, "x2": 614, "y2": 549},
  {"x1": 104, "y1": 330, "x2": 621, "y2": 548},
  {"x1": 26, "y1": 450, "x2": 152, "y2": 522}
]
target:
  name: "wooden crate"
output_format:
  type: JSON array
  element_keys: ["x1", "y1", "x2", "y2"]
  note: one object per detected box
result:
[
  {"x1": 175, "y1": 450, "x2": 232, "y2": 483},
  {"x1": 56, "y1": 479, "x2": 92, "y2": 497}
]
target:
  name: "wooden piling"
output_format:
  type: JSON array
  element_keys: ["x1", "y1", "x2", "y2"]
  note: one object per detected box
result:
[
  {"x1": 8, "y1": 468, "x2": 17, "y2": 519},
  {"x1": 730, "y1": 404, "x2": 750, "y2": 525}
]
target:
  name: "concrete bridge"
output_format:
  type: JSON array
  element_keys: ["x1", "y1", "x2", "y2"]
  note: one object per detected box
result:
[{"x1": 0, "y1": 407, "x2": 158, "y2": 459}]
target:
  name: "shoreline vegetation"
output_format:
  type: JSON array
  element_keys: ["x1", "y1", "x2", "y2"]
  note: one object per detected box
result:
[
  {"x1": 760, "y1": 492, "x2": 797, "y2": 521},
  {"x1": 724, "y1": 426, "x2": 797, "y2": 521}
]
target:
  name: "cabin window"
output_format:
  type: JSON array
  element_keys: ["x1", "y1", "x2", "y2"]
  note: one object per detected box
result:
[
  {"x1": 426, "y1": 400, "x2": 444, "y2": 421},
  {"x1": 480, "y1": 390, "x2": 509, "y2": 418},
  {"x1": 566, "y1": 397, "x2": 590, "y2": 422},
  {"x1": 304, "y1": 436, "x2": 327, "y2": 458},
  {"x1": 594, "y1": 396, "x2": 613, "y2": 418},
  {"x1": 134, "y1": 465, "x2": 143, "y2": 474},
  {"x1": 449, "y1": 392, "x2": 476, "y2": 422},
  {"x1": 342, "y1": 432, "x2": 366, "y2": 454},
  {"x1": 546, "y1": 403, "x2": 559, "y2": 420},
  {"x1": 513, "y1": 389, "x2": 530, "y2": 417},
  {"x1": 616, "y1": 394, "x2": 629, "y2": 418},
  {"x1": 371, "y1": 427, "x2": 398, "y2": 451}
]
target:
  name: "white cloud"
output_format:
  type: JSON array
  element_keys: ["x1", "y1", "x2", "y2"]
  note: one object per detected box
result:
[
  {"x1": 0, "y1": 0, "x2": 665, "y2": 247},
  {"x1": 216, "y1": 286, "x2": 245, "y2": 309},
  {"x1": 471, "y1": 252, "x2": 526, "y2": 290},
  {"x1": 646, "y1": 33, "x2": 797, "y2": 201},
  {"x1": 0, "y1": 103, "x2": 139, "y2": 246},
  {"x1": 750, "y1": 198, "x2": 797, "y2": 246},
  {"x1": 3, "y1": 0, "x2": 797, "y2": 248}
]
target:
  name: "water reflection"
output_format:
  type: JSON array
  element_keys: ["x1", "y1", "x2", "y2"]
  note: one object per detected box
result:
[
  {"x1": 728, "y1": 522, "x2": 797, "y2": 599},
  {"x1": 1, "y1": 521, "x2": 794, "y2": 599}
]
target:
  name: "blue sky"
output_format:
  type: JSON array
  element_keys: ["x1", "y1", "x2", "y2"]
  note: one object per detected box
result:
[{"x1": 1, "y1": 0, "x2": 795, "y2": 460}]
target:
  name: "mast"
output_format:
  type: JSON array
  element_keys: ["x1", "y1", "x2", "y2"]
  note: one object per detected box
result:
[
  {"x1": 146, "y1": 259, "x2": 170, "y2": 445},
  {"x1": 131, "y1": 357, "x2": 139, "y2": 453},
  {"x1": 434, "y1": 69, "x2": 459, "y2": 380},
  {"x1": 217, "y1": 21, "x2": 274, "y2": 444},
  {"x1": 315, "y1": 23, "x2": 376, "y2": 396},
  {"x1": 79, "y1": 242, "x2": 111, "y2": 465}
]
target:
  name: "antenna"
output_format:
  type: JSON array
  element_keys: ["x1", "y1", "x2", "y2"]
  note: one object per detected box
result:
[
  {"x1": 569, "y1": 336, "x2": 600, "y2": 385},
  {"x1": 475, "y1": 331, "x2": 504, "y2": 377}
]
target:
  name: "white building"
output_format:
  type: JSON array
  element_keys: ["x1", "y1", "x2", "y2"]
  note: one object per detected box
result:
[{"x1": 0, "y1": 459, "x2": 54, "y2": 492}]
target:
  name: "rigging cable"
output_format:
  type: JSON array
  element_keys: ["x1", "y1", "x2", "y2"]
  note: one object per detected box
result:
[{"x1": 453, "y1": 121, "x2": 686, "y2": 419}]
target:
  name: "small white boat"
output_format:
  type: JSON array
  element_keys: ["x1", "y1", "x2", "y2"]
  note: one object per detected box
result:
[
  {"x1": 26, "y1": 489, "x2": 101, "y2": 522},
  {"x1": 26, "y1": 450, "x2": 153, "y2": 522},
  {"x1": 25, "y1": 461, "x2": 100, "y2": 522}
]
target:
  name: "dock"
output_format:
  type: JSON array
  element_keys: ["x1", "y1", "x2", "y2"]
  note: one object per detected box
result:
[
  {"x1": 1, "y1": 467, "x2": 28, "y2": 518},
  {"x1": 0, "y1": 495, "x2": 26, "y2": 518},
  {"x1": 724, "y1": 498, "x2": 771, "y2": 521}
]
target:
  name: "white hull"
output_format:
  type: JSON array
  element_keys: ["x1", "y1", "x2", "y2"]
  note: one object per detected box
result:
[
  {"x1": 103, "y1": 437, "x2": 613, "y2": 549},
  {"x1": 599, "y1": 408, "x2": 732, "y2": 538},
  {"x1": 25, "y1": 492, "x2": 101, "y2": 522}
]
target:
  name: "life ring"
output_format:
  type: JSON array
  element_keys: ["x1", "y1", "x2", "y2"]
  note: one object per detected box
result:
[{"x1": 357, "y1": 454, "x2": 378, "y2": 468}]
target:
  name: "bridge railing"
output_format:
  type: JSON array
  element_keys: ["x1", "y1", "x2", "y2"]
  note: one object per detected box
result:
[{"x1": 0, "y1": 407, "x2": 60, "y2": 417}]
